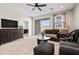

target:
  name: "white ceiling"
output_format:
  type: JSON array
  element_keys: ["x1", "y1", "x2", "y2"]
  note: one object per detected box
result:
[{"x1": 0, "y1": 3, "x2": 76, "y2": 17}]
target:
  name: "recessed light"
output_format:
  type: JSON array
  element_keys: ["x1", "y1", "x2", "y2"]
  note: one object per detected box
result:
[{"x1": 60, "y1": 5, "x2": 64, "y2": 8}]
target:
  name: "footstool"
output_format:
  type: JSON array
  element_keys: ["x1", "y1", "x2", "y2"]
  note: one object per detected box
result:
[{"x1": 33, "y1": 41, "x2": 54, "y2": 55}]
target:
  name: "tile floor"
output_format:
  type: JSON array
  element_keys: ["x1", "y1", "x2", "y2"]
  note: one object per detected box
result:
[{"x1": 0, "y1": 36, "x2": 59, "y2": 55}]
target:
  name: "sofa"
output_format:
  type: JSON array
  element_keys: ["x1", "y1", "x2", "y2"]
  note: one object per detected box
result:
[
  {"x1": 59, "y1": 29, "x2": 79, "y2": 55},
  {"x1": 42, "y1": 29, "x2": 59, "y2": 42}
]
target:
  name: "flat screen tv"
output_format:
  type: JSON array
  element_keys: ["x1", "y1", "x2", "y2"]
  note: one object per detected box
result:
[{"x1": 1, "y1": 18, "x2": 18, "y2": 28}]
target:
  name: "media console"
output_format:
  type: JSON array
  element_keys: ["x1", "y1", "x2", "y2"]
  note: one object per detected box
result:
[{"x1": 0, "y1": 28, "x2": 23, "y2": 45}]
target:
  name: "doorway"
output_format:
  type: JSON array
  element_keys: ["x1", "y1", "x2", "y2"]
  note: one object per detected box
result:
[{"x1": 24, "y1": 21, "x2": 29, "y2": 36}]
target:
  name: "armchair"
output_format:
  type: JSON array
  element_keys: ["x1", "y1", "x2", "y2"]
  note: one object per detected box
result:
[
  {"x1": 59, "y1": 29, "x2": 79, "y2": 55},
  {"x1": 58, "y1": 29, "x2": 79, "y2": 42}
]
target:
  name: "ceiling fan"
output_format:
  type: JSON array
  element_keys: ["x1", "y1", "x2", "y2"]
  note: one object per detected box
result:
[{"x1": 26, "y1": 3, "x2": 47, "y2": 11}]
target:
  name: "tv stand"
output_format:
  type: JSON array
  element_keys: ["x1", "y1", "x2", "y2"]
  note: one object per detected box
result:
[{"x1": 0, "y1": 28, "x2": 23, "y2": 45}]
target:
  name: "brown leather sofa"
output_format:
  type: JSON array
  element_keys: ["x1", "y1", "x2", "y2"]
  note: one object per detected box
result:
[
  {"x1": 42, "y1": 29, "x2": 59, "y2": 42},
  {"x1": 59, "y1": 29, "x2": 79, "y2": 55}
]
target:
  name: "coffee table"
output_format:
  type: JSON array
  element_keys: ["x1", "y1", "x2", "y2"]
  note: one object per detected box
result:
[{"x1": 37, "y1": 35, "x2": 50, "y2": 44}]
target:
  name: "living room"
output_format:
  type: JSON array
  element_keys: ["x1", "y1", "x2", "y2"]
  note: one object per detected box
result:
[{"x1": 0, "y1": 2, "x2": 79, "y2": 56}]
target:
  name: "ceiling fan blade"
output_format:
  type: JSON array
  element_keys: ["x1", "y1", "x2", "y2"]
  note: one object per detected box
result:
[
  {"x1": 38, "y1": 7, "x2": 42, "y2": 11},
  {"x1": 26, "y1": 4, "x2": 34, "y2": 6},
  {"x1": 38, "y1": 4, "x2": 47, "y2": 7},
  {"x1": 32, "y1": 7, "x2": 35, "y2": 11}
]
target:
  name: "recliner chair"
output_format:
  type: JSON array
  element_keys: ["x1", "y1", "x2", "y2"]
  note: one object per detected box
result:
[
  {"x1": 58, "y1": 29, "x2": 79, "y2": 42},
  {"x1": 59, "y1": 29, "x2": 79, "y2": 55}
]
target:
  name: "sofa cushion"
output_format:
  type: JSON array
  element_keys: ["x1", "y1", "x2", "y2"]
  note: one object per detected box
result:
[
  {"x1": 60, "y1": 41, "x2": 79, "y2": 55},
  {"x1": 60, "y1": 41, "x2": 79, "y2": 49},
  {"x1": 60, "y1": 46, "x2": 79, "y2": 55}
]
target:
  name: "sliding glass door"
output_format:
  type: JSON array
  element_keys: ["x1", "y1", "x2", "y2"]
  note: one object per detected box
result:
[
  {"x1": 34, "y1": 18, "x2": 51, "y2": 35},
  {"x1": 40, "y1": 18, "x2": 51, "y2": 32}
]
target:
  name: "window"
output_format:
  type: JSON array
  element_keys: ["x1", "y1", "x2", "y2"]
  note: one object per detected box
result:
[
  {"x1": 55, "y1": 16, "x2": 62, "y2": 25},
  {"x1": 40, "y1": 18, "x2": 51, "y2": 32},
  {"x1": 40, "y1": 18, "x2": 50, "y2": 26},
  {"x1": 54, "y1": 15, "x2": 64, "y2": 29}
]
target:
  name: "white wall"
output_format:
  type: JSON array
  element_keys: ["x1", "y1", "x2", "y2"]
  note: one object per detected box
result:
[
  {"x1": 73, "y1": 4, "x2": 79, "y2": 29},
  {"x1": 24, "y1": 21, "x2": 28, "y2": 29},
  {"x1": 61, "y1": 4, "x2": 79, "y2": 31},
  {"x1": 66, "y1": 10, "x2": 74, "y2": 32}
]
